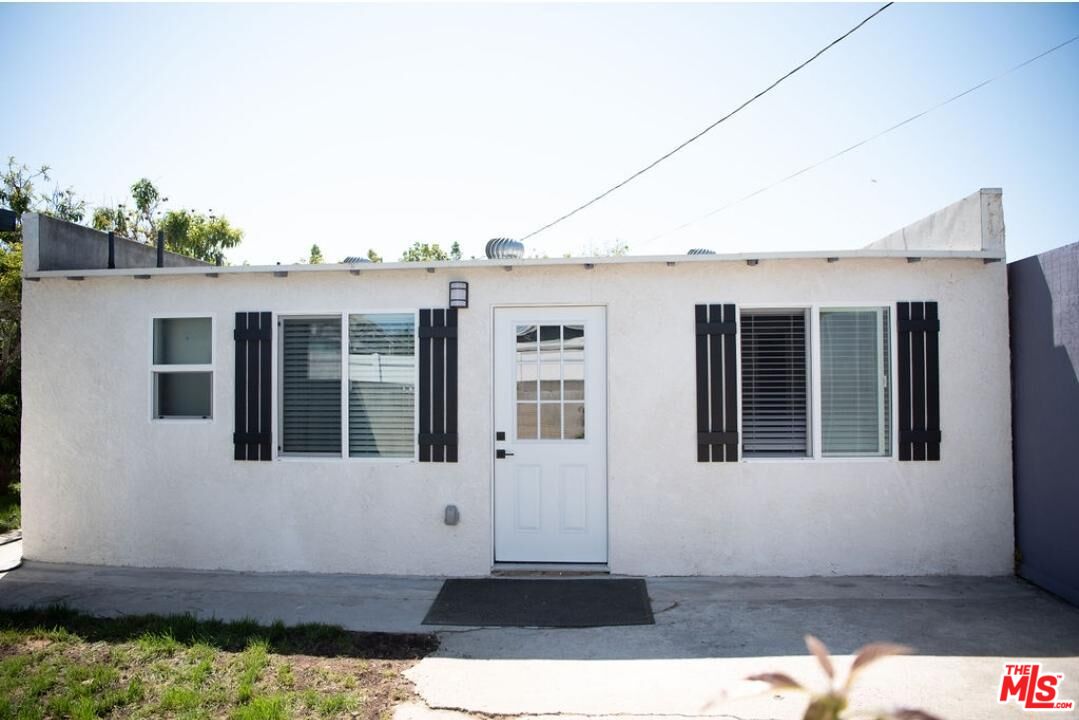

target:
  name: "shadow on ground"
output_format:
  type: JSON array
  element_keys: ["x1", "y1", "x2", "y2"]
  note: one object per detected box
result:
[{"x1": 0, "y1": 605, "x2": 437, "y2": 659}]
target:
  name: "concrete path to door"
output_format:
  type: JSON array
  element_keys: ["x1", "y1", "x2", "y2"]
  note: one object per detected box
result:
[{"x1": 2, "y1": 561, "x2": 1078, "y2": 719}]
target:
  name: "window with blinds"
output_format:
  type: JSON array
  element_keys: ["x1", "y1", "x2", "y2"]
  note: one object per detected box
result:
[
  {"x1": 820, "y1": 308, "x2": 891, "y2": 456},
  {"x1": 280, "y1": 314, "x2": 417, "y2": 458},
  {"x1": 281, "y1": 317, "x2": 342, "y2": 455},
  {"x1": 740, "y1": 309, "x2": 809, "y2": 457},
  {"x1": 348, "y1": 314, "x2": 416, "y2": 458}
]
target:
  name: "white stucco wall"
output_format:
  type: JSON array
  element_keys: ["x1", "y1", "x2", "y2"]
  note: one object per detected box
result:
[{"x1": 21, "y1": 257, "x2": 1014, "y2": 576}]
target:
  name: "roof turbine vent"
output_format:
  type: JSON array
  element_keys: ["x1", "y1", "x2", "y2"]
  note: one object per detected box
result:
[
  {"x1": 485, "y1": 237, "x2": 524, "y2": 259},
  {"x1": 688, "y1": 248, "x2": 716, "y2": 256}
]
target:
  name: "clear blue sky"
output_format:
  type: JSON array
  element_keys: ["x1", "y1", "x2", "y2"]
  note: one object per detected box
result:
[{"x1": 4, "y1": 2, "x2": 1077, "y2": 263}]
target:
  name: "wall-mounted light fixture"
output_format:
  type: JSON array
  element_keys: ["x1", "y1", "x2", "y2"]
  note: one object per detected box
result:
[{"x1": 449, "y1": 280, "x2": 469, "y2": 309}]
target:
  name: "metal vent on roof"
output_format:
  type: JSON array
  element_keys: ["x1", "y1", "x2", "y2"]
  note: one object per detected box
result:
[
  {"x1": 485, "y1": 238, "x2": 524, "y2": 259},
  {"x1": 342, "y1": 256, "x2": 372, "y2": 264},
  {"x1": 688, "y1": 248, "x2": 716, "y2": 255}
]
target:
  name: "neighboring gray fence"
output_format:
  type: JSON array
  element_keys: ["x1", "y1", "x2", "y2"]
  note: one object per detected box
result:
[{"x1": 1008, "y1": 241, "x2": 1079, "y2": 605}]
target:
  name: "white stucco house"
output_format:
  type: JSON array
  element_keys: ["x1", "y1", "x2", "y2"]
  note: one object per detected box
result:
[{"x1": 19, "y1": 189, "x2": 1013, "y2": 577}]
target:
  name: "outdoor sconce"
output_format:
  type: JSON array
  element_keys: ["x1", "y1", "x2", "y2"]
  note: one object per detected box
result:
[{"x1": 449, "y1": 281, "x2": 469, "y2": 309}]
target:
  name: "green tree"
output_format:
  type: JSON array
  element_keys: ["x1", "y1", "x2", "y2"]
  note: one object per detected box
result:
[
  {"x1": 0, "y1": 157, "x2": 87, "y2": 508},
  {"x1": 91, "y1": 206, "x2": 126, "y2": 234},
  {"x1": 128, "y1": 178, "x2": 165, "y2": 243},
  {"x1": 366, "y1": 249, "x2": 383, "y2": 263},
  {"x1": 159, "y1": 209, "x2": 243, "y2": 265},
  {"x1": 94, "y1": 180, "x2": 243, "y2": 265},
  {"x1": 0, "y1": 158, "x2": 84, "y2": 225},
  {"x1": 400, "y1": 242, "x2": 449, "y2": 262},
  {"x1": 308, "y1": 244, "x2": 324, "y2": 264},
  {"x1": 92, "y1": 178, "x2": 163, "y2": 243},
  {"x1": 450, "y1": 241, "x2": 462, "y2": 261}
]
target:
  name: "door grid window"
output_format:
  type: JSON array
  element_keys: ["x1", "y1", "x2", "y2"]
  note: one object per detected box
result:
[{"x1": 515, "y1": 324, "x2": 585, "y2": 440}]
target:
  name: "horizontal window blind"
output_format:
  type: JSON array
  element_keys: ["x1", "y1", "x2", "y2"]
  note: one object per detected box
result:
[
  {"x1": 281, "y1": 317, "x2": 342, "y2": 454},
  {"x1": 821, "y1": 309, "x2": 890, "y2": 456},
  {"x1": 740, "y1": 310, "x2": 809, "y2": 457},
  {"x1": 349, "y1": 314, "x2": 416, "y2": 458}
]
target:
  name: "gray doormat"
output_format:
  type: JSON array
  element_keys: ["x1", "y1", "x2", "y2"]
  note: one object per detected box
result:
[{"x1": 422, "y1": 578, "x2": 654, "y2": 627}]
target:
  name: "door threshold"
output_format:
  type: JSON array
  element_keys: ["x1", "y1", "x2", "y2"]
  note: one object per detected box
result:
[{"x1": 491, "y1": 563, "x2": 610, "y2": 577}]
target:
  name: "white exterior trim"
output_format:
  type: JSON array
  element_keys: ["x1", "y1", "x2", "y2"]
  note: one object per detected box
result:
[{"x1": 24, "y1": 248, "x2": 1006, "y2": 281}]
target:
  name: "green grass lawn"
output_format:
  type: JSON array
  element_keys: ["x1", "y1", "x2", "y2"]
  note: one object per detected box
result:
[
  {"x1": 0, "y1": 606, "x2": 438, "y2": 720},
  {"x1": 0, "y1": 483, "x2": 19, "y2": 534}
]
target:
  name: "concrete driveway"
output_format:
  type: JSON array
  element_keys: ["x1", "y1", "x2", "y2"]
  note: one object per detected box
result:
[{"x1": 2, "y1": 561, "x2": 1077, "y2": 719}]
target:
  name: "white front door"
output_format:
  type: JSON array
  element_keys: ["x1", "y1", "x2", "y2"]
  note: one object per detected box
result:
[{"x1": 493, "y1": 306, "x2": 607, "y2": 563}]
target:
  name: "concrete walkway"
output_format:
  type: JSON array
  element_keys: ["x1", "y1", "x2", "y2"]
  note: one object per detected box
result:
[
  {"x1": 2, "y1": 562, "x2": 1078, "y2": 719},
  {"x1": 0, "y1": 537, "x2": 21, "y2": 573},
  {"x1": 0, "y1": 559, "x2": 441, "y2": 633}
]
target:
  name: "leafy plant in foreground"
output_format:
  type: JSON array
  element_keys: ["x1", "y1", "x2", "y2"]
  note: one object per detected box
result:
[{"x1": 747, "y1": 635, "x2": 942, "y2": 720}]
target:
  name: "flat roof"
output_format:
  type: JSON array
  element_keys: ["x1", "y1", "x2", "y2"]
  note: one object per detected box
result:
[{"x1": 24, "y1": 247, "x2": 1004, "y2": 281}]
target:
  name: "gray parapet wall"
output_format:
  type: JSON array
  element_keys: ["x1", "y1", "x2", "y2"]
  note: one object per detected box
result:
[{"x1": 21, "y1": 213, "x2": 209, "y2": 274}]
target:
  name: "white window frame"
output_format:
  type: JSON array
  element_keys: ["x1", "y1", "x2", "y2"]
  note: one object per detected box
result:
[
  {"x1": 736, "y1": 305, "x2": 813, "y2": 461},
  {"x1": 732, "y1": 302, "x2": 898, "y2": 463},
  {"x1": 818, "y1": 305, "x2": 892, "y2": 459},
  {"x1": 149, "y1": 313, "x2": 215, "y2": 423},
  {"x1": 276, "y1": 309, "x2": 420, "y2": 463}
]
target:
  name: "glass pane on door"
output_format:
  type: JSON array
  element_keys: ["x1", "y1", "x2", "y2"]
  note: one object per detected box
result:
[{"x1": 515, "y1": 323, "x2": 586, "y2": 440}]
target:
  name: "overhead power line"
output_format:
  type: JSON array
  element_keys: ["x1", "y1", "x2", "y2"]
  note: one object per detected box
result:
[
  {"x1": 646, "y1": 33, "x2": 1079, "y2": 246},
  {"x1": 519, "y1": 2, "x2": 894, "y2": 242}
]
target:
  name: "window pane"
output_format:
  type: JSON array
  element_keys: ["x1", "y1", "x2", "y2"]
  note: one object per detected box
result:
[
  {"x1": 517, "y1": 403, "x2": 537, "y2": 439},
  {"x1": 540, "y1": 403, "x2": 562, "y2": 439},
  {"x1": 565, "y1": 402, "x2": 585, "y2": 439},
  {"x1": 154, "y1": 372, "x2": 211, "y2": 418},
  {"x1": 153, "y1": 317, "x2": 211, "y2": 365},
  {"x1": 564, "y1": 362, "x2": 584, "y2": 401},
  {"x1": 821, "y1": 309, "x2": 890, "y2": 456},
  {"x1": 540, "y1": 357, "x2": 562, "y2": 401},
  {"x1": 348, "y1": 314, "x2": 415, "y2": 458},
  {"x1": 539, "y1": 325, "x2": 561, "y2": 363},
  {"x1": 516, "y1": 325, "x2": 537, "y2": 351},
  {"x1": 516, "y1": 381, "x2": 537, "y2": 401},
  {"x1": 516, "y1": 325, "x2": 538, "y2": 408},
  {"x1": 740, "y1": 310, "x2": 809, "y2": 457},
  {"x1": 563, "y1": 325, "x2": 585, "y2": 363},
  {"x1": 282, "y1": 317, "x2": 342, "y2": 455}
]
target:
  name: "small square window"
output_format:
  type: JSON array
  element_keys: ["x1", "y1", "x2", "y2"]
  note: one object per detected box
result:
[
  {"x1": 153, "y1": 317, "x2": 212, "y2": 365},
  {"x1": 154, "y1": 372, "x2": 212, "y2": 419},
  {"x1": 152, "y1": 317, "x2": 213, "y2": 420}
]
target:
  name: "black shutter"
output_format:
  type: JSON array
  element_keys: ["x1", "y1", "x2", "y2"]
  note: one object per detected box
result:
[
  {"x1": 234, "y1": 311, "x2": 273, "y2": 461},
  {"x1": 418, "y1": 308, "x2": 459, "y2": 462},
  {"x1": 695, "y1": 304, "x2": 739, "y2": 462},
  {"x1": 897, "y1": 301, "x2": 941, "y2": 461}
]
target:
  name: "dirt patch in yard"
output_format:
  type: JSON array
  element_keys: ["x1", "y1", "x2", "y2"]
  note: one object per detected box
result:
[{"x1": 0, "y1": 606, "x2": 438, "y2": 720}]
